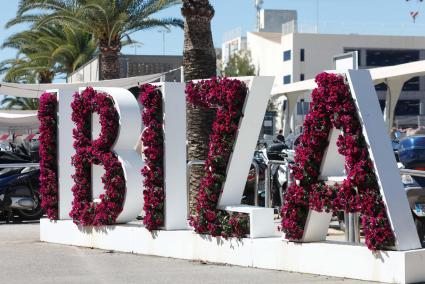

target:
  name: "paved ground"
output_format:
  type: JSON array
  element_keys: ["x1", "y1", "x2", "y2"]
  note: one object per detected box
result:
[{"x1": 0, "y1": 222, "x2": 376, "y2": 284}]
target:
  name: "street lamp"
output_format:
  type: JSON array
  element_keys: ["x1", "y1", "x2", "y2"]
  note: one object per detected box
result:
[
  {"x1": 129, "y1": 43, "x2": 143, "y2": 55},
  {"x1": 158, "y1": 28, "x2": 171, "y2": 55}
]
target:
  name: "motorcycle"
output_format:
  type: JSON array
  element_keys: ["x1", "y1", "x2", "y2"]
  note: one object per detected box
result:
[
  {"x1": 396, "y1": 134, "x2": 425, "y2": 243},
  {"x1": 0, "y1": 139, "x2": 43, "y2": 222},
  {"x1": 243, "y1": 140, "x2": 290, "y2": 209}
]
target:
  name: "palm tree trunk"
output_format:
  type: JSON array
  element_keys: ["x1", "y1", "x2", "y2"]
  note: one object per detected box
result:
[
  {"x1": 182, "y1": 0, "x2": 217, "y2": 214},
  {"x1": 38, "y1": 70, "x2": 54, "y2": 84},
  {"x1": 99, "y1": 51, "x2": 120, "y2": 80},
  {"x1": 99, "y1": 37, "x2": 121, "y2": 80}
]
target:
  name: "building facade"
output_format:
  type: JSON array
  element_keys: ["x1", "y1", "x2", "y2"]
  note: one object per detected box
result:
[
  {"x1": 67, "y1": 55, "x2": 183, "y2": 83},
  {"x1": 230, "y1": 13, "x2": 425, "y2": 132},
  {"x1": 222, "y1": 10, "x2": 297, "y2": 68}
]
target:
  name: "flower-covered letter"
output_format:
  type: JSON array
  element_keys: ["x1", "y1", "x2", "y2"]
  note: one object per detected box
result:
[
  {"x1": 38, "y1": 92, "x2": 58, "y2": 220},
  {"x1": 187, "y1": 77, "x2": 250, "y2": 238},
  {"x1": 139, "y1": 84, "x2": 165, "y2": 230},
  {"x1": 69, "y1": 87, "x2": 126, "y2": 226},
  {"x1": 281, "y1": 73, "x2": 395, "y2": 250}
]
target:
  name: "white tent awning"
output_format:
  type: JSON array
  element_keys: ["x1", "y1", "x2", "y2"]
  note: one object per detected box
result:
[
  {"x1": 0, "y1": 111, "x2": 38, "y2": 131},
  {"x1": 0, "y1": 72, "x2": 164, "y2": 98}
]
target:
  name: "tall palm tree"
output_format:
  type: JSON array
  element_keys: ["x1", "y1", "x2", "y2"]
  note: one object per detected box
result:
[
  {"x1": 35, "y1": 24, "x2": 98, "y2": 75},
  {"x1": 1, "y1": 97, "x2": 39, "y2": 110},
  {"x1": 181, "y1": 0, "x2": 217, "y2": 212},
  {"x1": 1, "y1": 24, "x2": 96, "y2": 83},
  {"x1": 9, "y1": 0, "x2": 183, "y2": 80},
  {"x1": 0, "y1": 52, "x2": 55, "y2": 83}
]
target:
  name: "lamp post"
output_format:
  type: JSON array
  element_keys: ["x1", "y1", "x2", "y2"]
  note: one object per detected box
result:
[
  {"x1": 129, "y1": 43, "x2": 143, "y2": 55},
  {"x1": 158, "y1": 29, "x2": 171, "y2": 55},
  {"x1": 254, "y1": 0, "x2": 264, "y2": 32}
]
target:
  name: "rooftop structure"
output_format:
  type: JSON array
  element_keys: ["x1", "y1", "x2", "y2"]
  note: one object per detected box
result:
[
  {"x1": 67, "y1": 54, "x2": 183, "y2": 83},
  {"x1": 221, "y1": 9, "x2": 425, "y2": 133}
]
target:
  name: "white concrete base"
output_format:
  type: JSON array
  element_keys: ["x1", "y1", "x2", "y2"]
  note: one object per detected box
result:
[
  {"x1": 220, "y1": 204, "x2": 275, "y2": 238},
  {"x1": 302, "y1": 210, "x2": 333, "y2": 242},
  {"x1": 40, "y1": 219, "x2": 425, "y2": 284}
]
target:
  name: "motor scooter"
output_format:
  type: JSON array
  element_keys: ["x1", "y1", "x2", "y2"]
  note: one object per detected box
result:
[
  {"x1": 0, "y1": 139, "x2": 43, "y2": 222},
  {"x1": 397, "y1": 134, "x2": 425, "y2": 243},
  {"x1": 243, "y1": 140, "x2": 290, "y2": 209}
]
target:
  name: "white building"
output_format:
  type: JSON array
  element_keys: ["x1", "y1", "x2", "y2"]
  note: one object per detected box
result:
[
  {"x1": 222, "y1": 10, "x2": 297, "y2": 68},
  {"x1": 221, "y1": 28, "x2": 248, "y2": 68},
  {"x1": 235, "y1": 14, "x2": 425, "y2": 134}
]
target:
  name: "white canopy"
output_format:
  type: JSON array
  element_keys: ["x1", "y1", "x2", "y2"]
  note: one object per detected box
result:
[
  {"x1": 0, "y1": 72, "x2": 164, "y2": 99},
  {"x1": 0, "y1": 73, "x2": 165, "y2": 130},
  {"x1": 0, "y1": 111, "x2": 38, "y2": 132}
]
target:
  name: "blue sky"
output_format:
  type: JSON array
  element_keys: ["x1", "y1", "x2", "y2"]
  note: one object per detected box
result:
[{"x1": 1, "y1": 0, "x2": 425, "y2": 64}]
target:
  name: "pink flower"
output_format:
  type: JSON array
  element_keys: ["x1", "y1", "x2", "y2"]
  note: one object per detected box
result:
[
  {"x1": 186, "y1": 77, "x2": 249, "y2": 238},
  {"x1": 69, "y1": 87, "x2": 125, "y2": 226},
  {"x1": 38, "y1": 92, "x2": 58, "y2": 220},
  {"x1": 280, "y1": 72, "x2": 394, "y2": 250},
  {"x1": 139, "y1": 84, "x2": 165, "y2": 230}
]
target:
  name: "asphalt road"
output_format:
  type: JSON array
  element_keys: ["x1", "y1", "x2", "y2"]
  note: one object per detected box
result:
[{"x1": 0, "y1": 221, "x2": 375, "y2": 284}]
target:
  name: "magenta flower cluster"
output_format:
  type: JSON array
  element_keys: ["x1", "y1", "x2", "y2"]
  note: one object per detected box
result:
[
  {"x1": 280, "y1": 73, "x2": 395, "y2": 250},
  {"x1": 187, "y1": 77, "x2": 249, "y2": 238},
  {"x1": 38, "y1": 92, "x2": 58, "y2": 220},
  {"x1": 139, "y1": 84, "x2": 165, "y2": 230},
  {"x1": 70, "y1": 87, "x2": 125, "y2": 226}
]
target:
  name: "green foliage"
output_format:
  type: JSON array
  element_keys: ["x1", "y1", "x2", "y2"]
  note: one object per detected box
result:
[
  {"x1": 5, "y1": 0, "x2": 184, "y2": 80},
  {"x1": 9, "y1": 0, "x2": 183, "y2": 50},
  {"x1": 1, "y1": 24, "x2": 97, "y2": 83},
  {"x1": 1, "y1": 96, "x2": 39, "y2": 110},
  {"x1": 223, "y1": 51, "x2": 256, "y2": 77}
]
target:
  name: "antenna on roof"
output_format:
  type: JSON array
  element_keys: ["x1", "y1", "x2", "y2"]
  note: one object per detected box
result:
[
  {"x1": 406, "y1": 0, "x2": 423, "y2": 23},
  {"x1": 254, "y1": 0, "x2": 264, "y2": 31}
]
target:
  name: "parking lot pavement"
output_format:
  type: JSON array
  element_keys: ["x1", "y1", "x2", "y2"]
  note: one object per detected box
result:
[{"x1": 0, "y1": 222, "x2": 374, "y2": 284}]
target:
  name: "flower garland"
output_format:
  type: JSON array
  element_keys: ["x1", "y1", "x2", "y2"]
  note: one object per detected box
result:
[
  {"x1": 38, "y1": 92, "x2": 58, "y2": 220},
  {"x1": 70, "y1": 87, "x2": 125, "y2": 226},
  {"x1": 187, "y1": 77, "x2": 249, "y2": 238},
  {"x1": 280, "y1": 72, "x2": 395, "y2": 250},
  {"x1": 139, "y1": 84, "x2": 165, "y2": 230}
]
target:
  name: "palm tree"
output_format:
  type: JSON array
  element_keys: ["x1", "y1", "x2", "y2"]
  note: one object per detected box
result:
[
  {"x1": 9, "y1": 0, "x2": 183, "y2": 80},
  {"x1": 1, "y1": 97, "x2": 39, "y2": 110},
  {"x1": 181, "y1": 0, "x2": 217, "y2": 213},
  {"x1": 1, "y1": 23, "x2": 97, "y2": 83},
  {"x1": 0, "y1": 53, "x2": 55, "y2": 84},
  {"x1": 35, "y1": 24, "x2": 98, "y2": 75}
]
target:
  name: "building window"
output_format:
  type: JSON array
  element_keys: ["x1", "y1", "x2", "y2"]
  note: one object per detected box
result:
[
  {"x1": 300, "y1": 49, "x2": 305, "y2": 62},
  {"x1": 380, "y1": 99, "x2": 421, "y2": 116},
  {"x1": 297, "y1": 100, "x2": 310, "y2": 115},
  {"x1": 366, "y1": 49, "x2": 419, "y2": 67},
  {"x1": 403, "y1": 76, "x2": 420, "y2": 91},
  {"x1": 375, "y1": 82, "x2": 388, "y2": 92},
  {"x1": 395, "y1": 100, "x2": 420, "y2": 116},
  {"x1": 300, "y1": 74, "x2": 305, "y2": 81},
  {"x1": 378, "y1": 99, "x2": 386, "y2": 112},
  {"x1": 283, "y1": 50, "x2": 291, "y2": 61},
  {"x1": 283, "y1": 75, "x2": 291, "y2": 84}
]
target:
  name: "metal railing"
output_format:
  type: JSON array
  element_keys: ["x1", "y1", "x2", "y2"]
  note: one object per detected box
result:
[
  {"x1": 264, "y1": 160, "x2": 287, "y2": 208},
  {"x1": 0, "y1": 163, "x2": 39, "y2": 168},
  {"x1": 342, "y1": 168, "x2": 425, "y2": 243},
  {"x1": 186, "y1": 159, "x2": 261, "y2": 217},
  {"x1": 400, "y1": 168, "x2": 425, "y2": 178},
  {"x1": 344, "y1": 213, "x2": 360, "y2": 243},
  {"x1": 251, "y1": 160, "x2": 260, "y2": 207}
]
